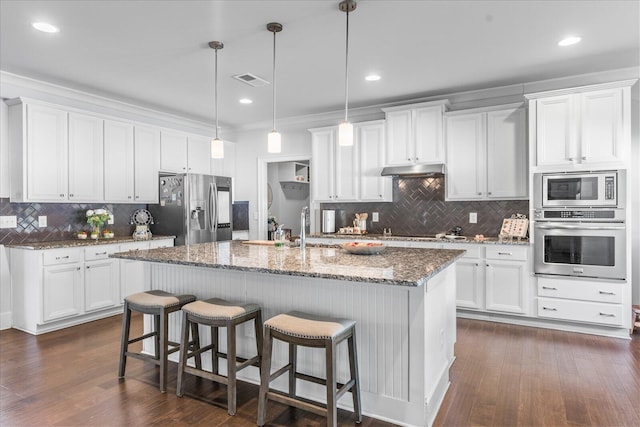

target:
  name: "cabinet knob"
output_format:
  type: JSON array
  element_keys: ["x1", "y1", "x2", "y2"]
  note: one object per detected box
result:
[
  {"x1": 86, "y1": 266, "x2": 90, "y2": 269},
  {"x1": 407, "y1": 158, "x2": 412, "y2": 161},
  {"x1": 60, "y1": 194, "x2": 65, "y2": 197},
  {"x1": 582, "y1": 156, "x2": 587, "y2": 160},
  {"x1": 477, "y1": 192, "x2": 482, "y2": 195},
  {"x1": 135, "y1": 195, "x2": 139, "y2": 199},
  {"x1": 568, "y1": 157, "x2": 574, "y2": 161},
  {"x1": 486, "y1": 264, "x2": 490, "y2": 267},
  {"x1": 77, "y1": 267, "x2": 81, "y2": 271},
  {"x1": 487, "y1": 192, "x2": 492, "y2": 195},
  {"x1": 415, "y1": 157, "x2": 419, "y2": 161},
  {"x1": 379, "y1": 194, "x2": 382, "y2": 198},
  {"x1": 69, "y1": 194, "x2": 74, "y2": 197},
  {"x1": 128, "y1": 196, "x2": 132, "y2": 199}
]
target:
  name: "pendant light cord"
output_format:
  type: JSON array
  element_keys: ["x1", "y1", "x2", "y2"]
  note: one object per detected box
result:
[
  {"x1": 272, "y1": 29, "x2": 277, "y2": 131},
  {"x1": 344, "y1": 7, "x2": 350, "y2": 122},
  {"x1": 214, "y1": 46, "x2": 219, "y2": 139}
]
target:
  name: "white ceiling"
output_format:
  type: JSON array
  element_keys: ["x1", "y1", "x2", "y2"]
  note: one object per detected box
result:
[{"x1": 1, "y1": 0, "x2": 638, "y2": 131}]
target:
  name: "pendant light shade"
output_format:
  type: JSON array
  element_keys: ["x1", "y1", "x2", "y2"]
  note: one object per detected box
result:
[
  {"x1": 338, "y1": 0, "x2": 356, "y2": 146},
  {"x1": 267, "y1": 22, "x2": 283, "y2": 153},
  {"x1": 209, "y1": 41, "x2": 224, "y2": 159}
]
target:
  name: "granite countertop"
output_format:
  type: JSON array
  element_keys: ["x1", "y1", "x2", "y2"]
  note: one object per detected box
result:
[
  {"x1": 309, "y1": 233, "x2": 530, "y2": 246},
  {"x1": 110, "y1": 240, "x2": 466, "y2": 287},
  {"x1": 6, "y1": 235, "x2": 175, "y2": 250}
]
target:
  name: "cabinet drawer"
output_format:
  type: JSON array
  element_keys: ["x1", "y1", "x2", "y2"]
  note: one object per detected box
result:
[
  {"x1": 84, "y1": 244, "x2": 121, "y2": 261},
  {"x1": 149, "y1": 239, "x2": 174, "y2": 249},
  {"x1": 119, "y1": 241, "x2": 150, "y2": 252},
  {"x1": 486, "y1": 245, "x2": 528, "y2": 261},
  {"x1": 538, "y1": 277, "x2": 623, "y2": 304},
  {"x1": 43, "y1": 249, "x2": 82, "y2": 266},
  {"x1": 449, "y1": 244, "x2": 481, "y2": 259},
  {"x1": 537, "y1": 297, "x2": 623, "y2": 326}
]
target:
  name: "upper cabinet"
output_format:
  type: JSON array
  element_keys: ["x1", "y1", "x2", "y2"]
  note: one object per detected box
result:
[
  {"x1": 211, "y1": 140, "x2": 236, "y2": 178},
  {"x1": 160, "y1": 132, "x2": 211, "y2": 174},
  {"x1": 526, "y1": 80, "x2": 635, "y2": 171},
  {"x1": 309, "y1": 120, "x2": 391, "y2": 203},
  {"x1": 104, "y1": 121, "x2": 160, "y2": 203},
  {"x1": 9, "y1": 100, "x2": 103, "y2": 203},
  {"x1": 382, "y1": 100, "x2": 448, "y2": 166},
  {"x1": 445, "y1": 105, "x2": 527, "y2": 200}
]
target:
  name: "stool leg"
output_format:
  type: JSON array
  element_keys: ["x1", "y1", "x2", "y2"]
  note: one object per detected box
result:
[
  {"x1": 226, "y1": 320, "x2": 237, "y2": 416},
  {"x1": 176, "y1": 312, "x2": 190, "y2": 397},
  {"x1": 348, "y1": 328, "x2": 362, "y2": 423},
  {"x1": 211, "y1": 326, "x2": 219, "y2": 375},
  {"x1": 254, "y1": 310, "x2": 263, "y2": 371},
  {"x1": 288, "y1": 342, "x2": 297, "y2": 397},
  {"x1": 325, "y1": 339, "x2": 337, "y2": 427},
  {"x1": 154, "y1": 314, "x2": 161, "y2": 359},
  {"x1": 118, "y1": 303, "x2": 132, "y2": 378},
  {"x1": 257, "y1": 327, "x2": 273, "y2": 426},
  {"x1": 159, "y1": 309, "x2": 169, "y2": 393},
  {"x1": 190, "y1": 321, "x2": 202, "y2": 370}
]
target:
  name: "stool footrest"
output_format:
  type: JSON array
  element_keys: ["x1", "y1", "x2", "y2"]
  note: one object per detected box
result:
[
  {"x1": 127, "y1": 331, "x2": 157, "y2": 345},
  {"x1": 184, "y1": 366, "x2": 229, "y2": 385},
  {"x1": 296, "y1": 371, "x2": 326, "y2": 386},
  {"x1": 125, "y1": 351, "x2": 161, "y2": 366},
  {"x1": 336, "y1": 378, "x2": 356, "y2": 400},
  {"x1": 269, "y1": 363, "x2": 292, "y2": 382},
  {"x1": 266, "y1": 390, "x2": 327, "y2": 418},
  {"x1": 236, "y1": 355, "x2": 260, "y2": 371}
]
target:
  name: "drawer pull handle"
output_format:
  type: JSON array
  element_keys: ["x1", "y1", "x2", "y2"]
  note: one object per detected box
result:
[
  {"x1": 95, "y1": 252, "x2": 107, "y2": 256},
  {"x1": 599, "y1": 312, "x2": 616, "y2": 317},
  {"x1": 55, "y1": 256, "x2": 70, "y2": 260},
  {"x1": 498, "y1": 252, "x2": 512, "y2": 256},
  {"x1": 542, "y1": 307, "x2": 557, "y2": 311},
  {"x1": 598, "y1": 291, "x2": 616, "y2": 295},
  {"x1": 542, "y1": 286, "x2": 557, "y2": 290}
]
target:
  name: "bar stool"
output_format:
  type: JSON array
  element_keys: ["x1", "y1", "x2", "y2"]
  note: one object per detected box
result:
[
  {"x1": 118, "y1": 290, "x2": 197, "y2": 392},
  {"x1": 257, "y1": 311, "x2": 362, "y2": 427},
  {"x1": 176, "y1": 298, "x2": 263, "y2": 416}
]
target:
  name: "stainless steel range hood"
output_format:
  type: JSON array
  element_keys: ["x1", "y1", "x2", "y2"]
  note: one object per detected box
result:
[{"x1": 380, "y1": 163, "x2": 444, "y2": 177}]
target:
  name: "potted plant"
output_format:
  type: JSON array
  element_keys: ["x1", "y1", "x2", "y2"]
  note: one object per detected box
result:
[
  {"x1": 77, "y1": 231, "x2": 87, "y2": 240},
  {"x1": 86, "y1": 209, "x2": 111, "y2": 240}
]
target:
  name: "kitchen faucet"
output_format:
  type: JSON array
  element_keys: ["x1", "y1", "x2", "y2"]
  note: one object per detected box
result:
[{"x1": 300, "y1": 206, "x2": 309, "y2": 251}]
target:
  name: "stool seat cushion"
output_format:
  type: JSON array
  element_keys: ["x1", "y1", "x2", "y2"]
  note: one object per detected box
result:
[
  {"x1": 126, "y1": 290, "x2": 196, "y2": 309},
  {"x1": 182, "y1": 298, "x2": 260, "y2": 320},
  {"x1": 265, "y1": 311, "x2": 355, "y2": 340}
]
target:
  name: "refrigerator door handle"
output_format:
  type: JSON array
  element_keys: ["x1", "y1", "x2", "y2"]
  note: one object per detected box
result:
[
  {"x1": 208, "y1": 183, "x2": 215, "y2": 231},
  {"x1": 212, "y1": 182, "x2": 219, "y2": 231}
]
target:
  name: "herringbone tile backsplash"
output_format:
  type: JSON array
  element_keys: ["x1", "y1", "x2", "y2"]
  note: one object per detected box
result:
[
  {"x1": 0, "y1": 198, "x2": 145, "y2": 245},
  {"x1": 321, "y1": 177, "x2": 529, "y2": 237}
]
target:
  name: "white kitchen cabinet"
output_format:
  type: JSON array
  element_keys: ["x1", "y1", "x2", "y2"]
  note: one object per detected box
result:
[
  {"x1": 211, "y1": 140, "x2": 236, "y2": 178},
  {"x1": 160, "y1": 131, "x2": 188, "y2": 172},
  {"x1": 526, "y1": 80, "x2": 634, "y2": 171},
  {"x1": 8, "y1": 101, "x2": 68, "y2": 202},
  {"x1": 104, "y1": 122, "x2": 160, "y2": 203},
  {"x1": 187, "y1": 136, "x2": 212, "y2": 174},
  {"x1": 454, "y1": 246, "x2": 484, "y2": 310},
  {"x1": 445, "y1": 105, "x2": 526, "y2": 200},
  {"x1": 484, "y1": 246, "x2": 528, "y2": 315},
  {"x1": 357, "y1": 121, "x2": 392, "y2": 201},
  {"x1": 310, "y1": 122, "x2": 390, "y2": 203},
  {"x1": 382, "y1": 100, "x2": 448, "y2": 166},
  {"x1": 120, "y1": 239, "x2": 174, "y2": 302},
  {"x1": 68, "y1": 112, "x2": 104, "y2": 201},
  {"x1": 84, "y1": 244, "x2": 120, "y2": 312},
  {"x1": 43, "y1": 260, "x2": 84, "y2": 322}
]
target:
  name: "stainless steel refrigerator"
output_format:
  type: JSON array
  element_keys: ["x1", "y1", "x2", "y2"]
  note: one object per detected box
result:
[{"x1": 149, "y1": 174, "x2": 232, "y2": 246}]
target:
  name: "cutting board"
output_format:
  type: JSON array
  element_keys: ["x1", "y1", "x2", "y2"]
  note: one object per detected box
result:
[{"x1": 242, "y1": 240, "x2": 275, "y2": 246}]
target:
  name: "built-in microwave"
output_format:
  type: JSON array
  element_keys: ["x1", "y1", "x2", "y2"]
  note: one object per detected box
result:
[{"x1": 533, "y1": 171, "x2": 624, "y2": 208}]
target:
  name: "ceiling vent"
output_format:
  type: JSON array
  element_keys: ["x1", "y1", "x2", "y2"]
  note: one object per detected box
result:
[{"x1": 233, "y1": 73, "x2": 270, "y2": 87}]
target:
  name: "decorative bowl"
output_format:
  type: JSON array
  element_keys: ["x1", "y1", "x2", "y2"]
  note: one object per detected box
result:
[
  {"x1": 77, "y1": 233, "x2": 87, "y2": 240},
  {"x1": 340, "y1": 241, "x2": 386, "y2": 255}
]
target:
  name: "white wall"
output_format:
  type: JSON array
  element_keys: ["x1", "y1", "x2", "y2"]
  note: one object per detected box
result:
[
  {"x1": 1, "y1": 99, "x2": 8, "y2": 198},
  {"x1": 0, "y1": 246, "x2": 10, "y2": 329}
]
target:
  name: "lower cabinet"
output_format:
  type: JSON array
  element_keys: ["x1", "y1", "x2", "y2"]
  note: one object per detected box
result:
[
  {"x1": 484, "y1": 246, "x2": 528, "y2": 314},
  {"x1": 10, "y1": 238, "x2": 174, "y2": 334}
]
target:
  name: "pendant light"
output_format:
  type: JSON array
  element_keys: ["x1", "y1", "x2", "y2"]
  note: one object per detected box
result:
[
  {"x1": 267, "y1": 22, "x2": 283, "y2": 153},
  {"x1": 338, "y1": 0, "x2": 356, "y2": 146},
  {"x1": 209, "y1": 41, "x2": 224, "y2": 159}
]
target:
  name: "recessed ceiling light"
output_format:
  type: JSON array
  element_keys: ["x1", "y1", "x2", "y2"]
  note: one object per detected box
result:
[
  {"x1": 365, "y1": 74, "x2": 381, "y2": 82},
  {"x1": 239, "y1": 98, "x2": 253, "y2": 104},
  {"x1": 558, "y1": 36, "x2": 581, "y2": 47},
  {"x1": 32, "y1": 22, "x2": 60, "y2": 33}
]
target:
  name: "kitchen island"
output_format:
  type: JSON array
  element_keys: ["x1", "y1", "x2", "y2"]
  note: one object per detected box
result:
[{"x1": 111, "y1": 241, "x2": 465, "y2": 426}]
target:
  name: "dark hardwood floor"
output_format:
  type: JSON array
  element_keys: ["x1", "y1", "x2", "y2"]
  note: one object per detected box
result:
[{"x1": 1, "y1": 314, "x2": 639, "y2": 426}]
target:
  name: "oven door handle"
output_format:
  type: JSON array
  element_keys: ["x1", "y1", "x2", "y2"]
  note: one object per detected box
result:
[{"x1": 535, "y1": 223, "x2": 625, "y2": 230}]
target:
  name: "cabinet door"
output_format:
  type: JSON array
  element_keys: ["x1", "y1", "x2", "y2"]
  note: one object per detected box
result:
[
  {"x1": 385, "y1": 110, "x2": 413, "y2": 166},
  {"x1": 535, "y1": 95, "x2": 575, "y2": 167},
  {"x1": 455, "y1": 259, "x2": 483, "y2": 310},
  {"x1": 445, "y1": 113, "x2": 485, "y2": 199},
  {"x1": 119, "y1": 242, "x2": 151, "y2": 302},
  {"x1": 187, "y1": 136, "x2": 212, "y2": 174},
  {"x1": 335, "y1": 142, "x2": 358, "y2": 201},
  {"x1": 357, "y1": 122, "x2": 391, "y2": 201},
  {"x1": 211, "y1": 140, "x2": 235, "y2": 178},
  {"x1": 486, "y1": 108, "x2": 527, "y2": 199},
  {"x1": 414, "y1": 106, "x2": 445, "y2": 163},
  {"x1": 580, "y1": 88, "x2": 624, "y2": 165},
  {"x1": 104, "y1": 120, "x2": 135, "y2": 202},
  {"x1": 26, "y1": 104, "x2": 68, "y2": 201},
  {"x1": 310, "y1": 128, "x2": 336, "y2": 201},
  {"x1": 134, "y1": 126, "x2": 161, "y2": 203},
  {"x1": 160, "y1": 131, "x2": 188, "y2": 172},
  {"x1": 43, "y1": 263, "x2": 83, "y2": 322},
  {"x1": 485, "y1": 260, "x2": 527, "y2": 314},
  {"x1": 85, "y1": 259, "x2": 119, "y2": 311},
  {"x1": 68, "y1": 113, "x2": 104, "y2": 201}
]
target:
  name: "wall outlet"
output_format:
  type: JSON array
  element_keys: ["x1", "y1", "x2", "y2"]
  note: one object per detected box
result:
[
  {"x1": 469, "y1": 212, "x2": 477, "y2": 224},
  {"x1": 0, "y1": 215, "x2": 17, "y2": 229},
  {"x1": 372, "y1": 212, "x2": 379, "y2": 222},
  {"x1": 38, "y1": 216, "x2": 47, "y2": 228},
  {"x1": 107, "y1": 213, "x2": 114, "y2": 225}
]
